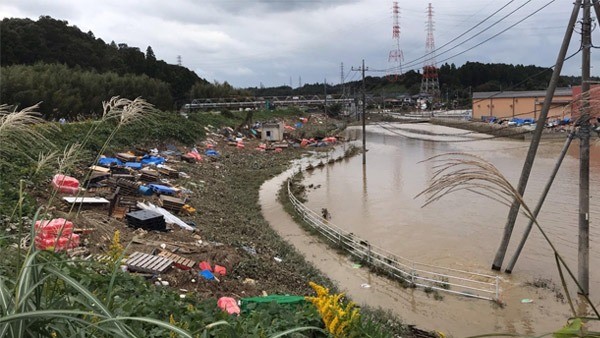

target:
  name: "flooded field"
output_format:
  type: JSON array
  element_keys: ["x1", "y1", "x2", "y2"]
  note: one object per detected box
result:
[{"x1": 261, "y1": 123, "x2": 600, "y2": 337}]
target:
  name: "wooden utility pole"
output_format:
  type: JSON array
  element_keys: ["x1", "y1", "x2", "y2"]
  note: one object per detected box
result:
[
  {"x1": 491, "y1": 1, "x2": 582, "y2": 271},
  {"x1": 505, "y1": 132, "x2": 576, "y2": 273},
  {"x1": 578, "y1": 0, "x2": 591, "y2": 295}
]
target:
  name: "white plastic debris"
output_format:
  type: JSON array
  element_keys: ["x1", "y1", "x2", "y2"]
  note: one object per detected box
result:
[{"x1": 136, "y1": 201, "x2": 193, "y2": 231}]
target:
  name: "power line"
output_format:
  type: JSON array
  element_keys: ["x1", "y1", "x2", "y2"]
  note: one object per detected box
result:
[
  {"x1": 376, "y1": 0, "x2": 556, "y2": 74},
  {"x1": 404, "y1": 0, "x2": 537, "y2": 70},
  {"x1": 400, "y1": 0, "x2": 518, "y2": 72}
]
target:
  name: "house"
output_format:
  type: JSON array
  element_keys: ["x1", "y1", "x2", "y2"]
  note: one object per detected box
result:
[{"x1": 261, "y1": 122, "x2": 284, "y2": 142}]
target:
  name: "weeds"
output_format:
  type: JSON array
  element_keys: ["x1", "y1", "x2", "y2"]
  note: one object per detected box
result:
[
  {"x1": 525, "y1": 277, "x2": 566, "y2": 304},
  {"x1": 306, "y1": 282, "x2": 360, "y2": 337}
]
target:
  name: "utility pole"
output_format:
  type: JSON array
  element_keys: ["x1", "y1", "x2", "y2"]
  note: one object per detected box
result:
[
  {"x1": 324, "y1": 78, "x2": 328, "y2": 116},
  {"x1": 352, "y1": 60, "x2": 368, "y2": 164},
  {"x1": 491, "y1": 0, "x2": 582, "y2": 271},
  {"x1": 578, "y1": 0, "x2": 592, "y2": 295},
  {"x1": 340, "y1": 62, "x2": 345, "y2": 98}
]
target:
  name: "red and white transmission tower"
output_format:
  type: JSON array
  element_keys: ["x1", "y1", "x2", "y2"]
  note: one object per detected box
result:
[
  {"x1": 420, "y1": 3, "x2": 440, "y2": 99},
  {"x1": 387, "y1": 2, "x2": 403, "y2": 80}
]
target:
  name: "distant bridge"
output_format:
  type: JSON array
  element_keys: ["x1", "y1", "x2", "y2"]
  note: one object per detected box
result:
[{"x1": 183, "y1": 95, "x2": 355, "y2": 110}]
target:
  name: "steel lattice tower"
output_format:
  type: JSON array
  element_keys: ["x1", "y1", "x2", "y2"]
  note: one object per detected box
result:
[
  {"x1": 387, "y1": 2, "x2": 403, "y2": 79},
  {"x1": 420, "y1": 3, "x2": 440, "y2": 99}
]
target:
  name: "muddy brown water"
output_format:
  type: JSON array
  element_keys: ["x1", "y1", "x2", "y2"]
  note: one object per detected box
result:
[{"x1": 260, "y1": 123, "x2": 599, "y2": 337}]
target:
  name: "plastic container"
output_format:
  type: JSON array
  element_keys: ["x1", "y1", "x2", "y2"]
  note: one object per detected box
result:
[
  {"x1": 51, "y1": 174, "x2": 79, "y2": 194},
  {"x1": 35, "y1": 233, "x2": 80, "y2": 251},
  {"x1": 138, "y1": 185, "x2": 154, "y2": 196},
  {"x1": 35, "y1": 218, "x2": 73, "y2": 236}
]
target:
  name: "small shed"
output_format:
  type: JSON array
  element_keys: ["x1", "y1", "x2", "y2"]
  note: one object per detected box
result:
[{"x1": 261, "y1": 122, "x2": 284, "y2": 141}]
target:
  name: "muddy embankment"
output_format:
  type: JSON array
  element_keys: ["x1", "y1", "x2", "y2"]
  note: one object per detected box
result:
[{"x1": 430, "y1": 118, "x2": 569, "y2": 140}]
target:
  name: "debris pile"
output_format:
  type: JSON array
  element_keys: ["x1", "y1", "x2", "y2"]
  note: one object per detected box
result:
[{"x1": 33, "y1": 113, "x2": 345, "y2": 312}]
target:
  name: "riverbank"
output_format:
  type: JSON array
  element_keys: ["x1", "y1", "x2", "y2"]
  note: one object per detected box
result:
[{"x1": 430, "y1": 117, "x2": 570, "y2": 140}]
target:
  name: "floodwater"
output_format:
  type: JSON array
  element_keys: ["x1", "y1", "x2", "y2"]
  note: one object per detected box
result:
[{"x1": 260, "y1": 123, "x2": 600, "y2": 337}]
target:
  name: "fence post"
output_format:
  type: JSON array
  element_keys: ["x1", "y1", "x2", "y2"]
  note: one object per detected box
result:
[
  {"x1": 411, "y1": 262, "x2": 416, "y2": 285},
  {"x1": 495, "y1": 276, "x2": 499, "y2": 300}
]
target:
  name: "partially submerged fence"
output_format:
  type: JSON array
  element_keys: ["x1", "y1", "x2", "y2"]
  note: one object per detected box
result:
[{"x1": 287, "y1": 180, "x2": 500, "y2": 301}]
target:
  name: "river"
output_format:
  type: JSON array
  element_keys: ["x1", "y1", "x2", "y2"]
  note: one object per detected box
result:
[{"x1": 260, "y1": 122, "x2": 599, "y2": 337}]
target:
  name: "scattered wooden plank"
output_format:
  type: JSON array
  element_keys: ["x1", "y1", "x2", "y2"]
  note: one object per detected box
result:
[
  {"x1": 112, "y1": 206, "x2": 127, "y2": 220},
  {"x1": 271, "y1": 142, "x2": 289, "y2": 148},
  {"x1": 63, "y1": 197, "x2": 110, "y2": 205},
  {"x1": 89, "y1": 165, "x2": 111, "y2": 173},
  {"x1": 87, "y1": 186, "x2": 113, "y2": 194},
  {"x1": 116, "y1": 152, "x2": 137, "y2": 163}
]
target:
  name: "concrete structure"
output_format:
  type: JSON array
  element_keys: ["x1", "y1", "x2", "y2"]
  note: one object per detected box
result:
[
  {"x1": 472, "y1": 88, "x2": 573, "y2": 121},
  {"x1": 261, "y1": 122, "x2": 284, "y2": 142}
]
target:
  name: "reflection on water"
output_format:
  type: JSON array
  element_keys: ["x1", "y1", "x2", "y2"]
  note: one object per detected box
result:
[{"x1": 302, "y1": 123, "x2": 599, "y2": 308}]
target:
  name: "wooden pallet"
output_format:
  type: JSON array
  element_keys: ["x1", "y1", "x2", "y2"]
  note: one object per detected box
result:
[
  {"x1": 126, "y1": 252, "x2": 173, "y2": 274},
  {"x1": 93, "y1": 254, "x2": 112, "y2": 263},
  {"x1": 157, "y1": 250, "x2": 195, "y2": 270},
  {"x1": 87, "y1": 186, "x2": 113, "y2": 194},
  {"x1": 116, "y1": 178, "x2": 139, "y2": 196},
  {"x1": 157, "y1": 166, "x2": 179, "y2": 178},
  {"x1": 139, "y1": 169, "x2": 160, "y2": 183},
  {"x1": 159, "y1": 195, "x2": 185, "y2": 213}
]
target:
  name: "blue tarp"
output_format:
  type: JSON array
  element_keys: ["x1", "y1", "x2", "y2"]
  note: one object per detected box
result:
[
  {"x1": 125, "y1": 162, "x2": 143, "y2": 170},
  {"x1": 140, "y1": 155, "x2": 165, "y2": 166},
  {"x1": 148, "y1": 184, "x2": 176, "y2": 195},
  {"x1": 98, "y1": 157, "x2": 123, "y2": 167},
  {"x1": 139, "y1": 185, "x2": 153, "y2": 196},
  {"x1": 510, "y1": 118, "x2": 535, "y2": 126}
]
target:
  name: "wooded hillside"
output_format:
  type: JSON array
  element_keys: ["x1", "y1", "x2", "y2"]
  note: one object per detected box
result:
[{"x1": 1, "y1": 15, "x2": 592, "y2": 117}]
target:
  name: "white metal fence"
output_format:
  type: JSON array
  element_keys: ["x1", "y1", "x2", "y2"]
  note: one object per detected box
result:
[{"x1": 287, "y1": 179, "x2": 500, "y2": 301}]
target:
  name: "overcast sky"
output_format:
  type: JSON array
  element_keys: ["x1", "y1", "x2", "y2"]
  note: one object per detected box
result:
[{"x1": 1, "y1": 0, "x2": 598, "y2": 88}]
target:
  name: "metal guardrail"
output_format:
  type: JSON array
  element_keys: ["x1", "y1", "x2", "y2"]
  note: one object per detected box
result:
[{"x1": 287, "y1": 179, "x2": 500, "y2": 301}]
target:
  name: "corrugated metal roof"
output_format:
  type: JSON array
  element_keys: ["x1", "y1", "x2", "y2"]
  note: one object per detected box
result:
[{"x1": 472, "y1": 87, "x2": 572, "y2": 99}]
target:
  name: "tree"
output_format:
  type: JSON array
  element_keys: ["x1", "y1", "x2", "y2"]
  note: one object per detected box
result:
[{"x1": 145, "y1": 46, "x2": 156, "y2": 62}]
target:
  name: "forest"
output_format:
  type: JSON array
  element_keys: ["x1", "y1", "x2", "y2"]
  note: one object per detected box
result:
[{"x1": 0, "y1": 15, "x2": 590, "y2": 119}]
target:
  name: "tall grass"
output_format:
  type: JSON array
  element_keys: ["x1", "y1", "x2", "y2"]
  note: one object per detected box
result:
[
  {"x1": 0, "y1": 103, "x2": 55, "y2": 161},
  {"x1": 0, "y1": 98, "x2": 194, "y2": 337}
]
